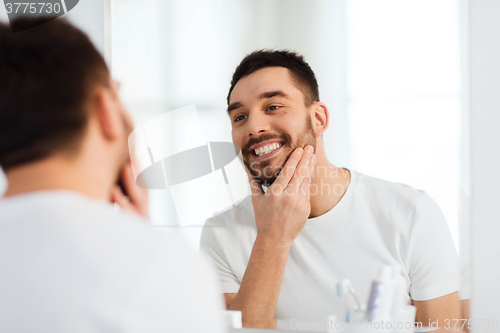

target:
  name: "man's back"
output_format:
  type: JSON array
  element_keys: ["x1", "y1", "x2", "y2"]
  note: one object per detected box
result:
[{"x1": 0, "y1": 190, "x2": 224, "y2": 333}]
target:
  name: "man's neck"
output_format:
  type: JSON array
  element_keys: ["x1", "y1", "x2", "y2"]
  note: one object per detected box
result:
[
  {"x1": 308, "y1": 153, "x2": 351, "y2": 219},
  {"x1": 3, "y1": 154, "x2": 114, "y2": 201}
]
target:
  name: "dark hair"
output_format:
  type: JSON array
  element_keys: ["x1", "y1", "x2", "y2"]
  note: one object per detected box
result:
[
  {"x1": 0, "y1": 18, "x2": 110, "y2": 171},
  {"x1": 227, "y1": 49, "x2": 319, "y2": 106}
]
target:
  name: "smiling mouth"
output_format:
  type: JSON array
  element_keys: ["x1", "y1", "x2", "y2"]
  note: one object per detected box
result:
[{"x1": 253, "y1": 142, "x2": 282, "y2": 157}]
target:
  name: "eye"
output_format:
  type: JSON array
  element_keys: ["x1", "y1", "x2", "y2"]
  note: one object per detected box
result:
[
  {"x1": 234, "y1": 115, "x2": 248, "y2": 122},
  {"x1": 266, "y1": 105, "x2": 281, "y2": 111}
]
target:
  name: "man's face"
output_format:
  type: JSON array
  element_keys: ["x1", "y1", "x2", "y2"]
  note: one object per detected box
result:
[{"x1": 228, "y1": 67, "x2": 316, "y2": 186}]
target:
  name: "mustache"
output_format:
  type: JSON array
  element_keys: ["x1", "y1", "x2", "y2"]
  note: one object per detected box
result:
[{"x1": 242, "y1": 132, "x2": 291, "y2": 155}]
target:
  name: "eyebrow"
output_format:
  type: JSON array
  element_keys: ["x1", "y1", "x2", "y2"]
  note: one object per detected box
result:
[
  {"x1": 227, "y1": 102, "x2": 243, "y2": 114},
  {"x1": 227, "y1": 90, "x2": 291, "y2": 114},
  {"x1": 259, "y1": 90, "x2": 291, "y2": 100}
]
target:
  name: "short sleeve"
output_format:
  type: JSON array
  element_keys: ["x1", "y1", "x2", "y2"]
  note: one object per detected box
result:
[
  {"x1": 200, "y1": 223, "x2": 241, "y2": 294},
  {"x1": 408, "y1": 194, "x2": 461, "y2": 301}
]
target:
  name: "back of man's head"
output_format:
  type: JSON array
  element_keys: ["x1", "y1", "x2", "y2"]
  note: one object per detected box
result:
[{"x1": 0, "y1": 18, "x2": 110, "y2": 172}]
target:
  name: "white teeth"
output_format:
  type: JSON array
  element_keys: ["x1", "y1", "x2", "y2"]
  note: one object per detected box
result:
[{"x1": 254, "y1": 143, "x2": 281, "y2": 157}]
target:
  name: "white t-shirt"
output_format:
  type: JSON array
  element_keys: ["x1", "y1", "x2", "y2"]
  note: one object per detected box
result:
[
  {"x1": 0, "y1": 190, "x2": 225, "y2": 333},
  {"x1": 200, "y1": 169, "x2": 460, "y2": 322}
]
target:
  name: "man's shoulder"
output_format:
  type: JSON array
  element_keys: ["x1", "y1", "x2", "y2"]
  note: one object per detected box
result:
[
  {"x1": 0, "y1": 190, "x2": 184, "y2": 256},
  {"x1": 349, "y1": 170, "x2": 439, "y2": 224},
  {"x1": 355, "y1": 171, "x2": 429, "y2": 206}
]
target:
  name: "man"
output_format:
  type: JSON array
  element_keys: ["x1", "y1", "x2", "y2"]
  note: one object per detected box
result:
[
  {"x1": 200, "y1": 50, "x2": 462, "y2": 329},
  {"x1": 0, "y1": 18, "x2": 224, "y2": 332}
]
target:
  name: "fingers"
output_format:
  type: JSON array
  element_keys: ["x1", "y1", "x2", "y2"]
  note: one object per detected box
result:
[
  {"x1": 112, "y1": 183, "x2": 150, "y2": 220},
  {"x1": 244, "y1": 164, "x2": 263, "y2": 196},
  {"x1": 121, "y1": 162, "x2": 145, "y2": 206},
  {"x1": 111, "y1": 185, "x2": 132, "y2": 209},
  {"x1": 286, "y1": 145, "x2": 314, "y2": 192},
  {"x1": 114, "y1": 163, "x2": 150, "y2": 220},
  {"x1": 271, "y1": 147, "x2": 304, "y2": 191},
  {"x1": 300, "y1": 154, "x2": 315, "y2": 197}
]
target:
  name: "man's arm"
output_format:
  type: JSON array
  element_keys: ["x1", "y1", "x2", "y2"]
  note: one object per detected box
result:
[
  {"x1": 225, "y1": 293, "x2": 236, "y2": 308},
  {"x1": 461, "y1": 299, "x2": 470, "y2": 333},
  {"x1": 226, "y1": 146, "x2": 315, "y2": 328},
  {"x1": 413, "y1": 291, "x2": 462, "y2": 327},
  {"x1": 226, "y1": 236, "x2": 291, "y2": 328},
  {"x1": 407, "y1": 194, "x2": 463, "y2": 327}
]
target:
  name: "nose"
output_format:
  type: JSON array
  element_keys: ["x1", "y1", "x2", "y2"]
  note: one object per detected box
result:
[{"x1": 245, "y1": 112, "x2": 271, "y2": 137}]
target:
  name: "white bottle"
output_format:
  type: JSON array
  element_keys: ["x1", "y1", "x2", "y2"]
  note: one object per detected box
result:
[
  {"x1": 393, "y1": 305, "x2": 417, "y2": 333},
  {"x1": 220, "y1": 310, "x2": 242, "y2": 329},
  {"x1": 366, "y1": 265, "x2": 395, "y2": 322}
]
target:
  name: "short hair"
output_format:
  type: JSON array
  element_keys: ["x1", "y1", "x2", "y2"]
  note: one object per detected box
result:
[
  {"x1": 227, "y1": 49, "x2": 319, "y2": 106},
  {"x1": 0, "y1": 18, "x2": 110, "y2": 171}
]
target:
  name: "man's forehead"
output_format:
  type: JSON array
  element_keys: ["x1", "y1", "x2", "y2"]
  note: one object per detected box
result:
[{"x1": 229, "y1": 67, "x2": 301, "y2": 104}]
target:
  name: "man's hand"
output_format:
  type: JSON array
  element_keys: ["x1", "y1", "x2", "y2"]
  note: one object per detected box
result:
[
  {"x1": 247, "y1": 145, "x2": 316, "y2": 248},
  {"x1": 111, "y1": 162, "x2": 149, "y2": 220},
  {"x1": 231, "y1": 145, "x2": 315, "y2": 328}
]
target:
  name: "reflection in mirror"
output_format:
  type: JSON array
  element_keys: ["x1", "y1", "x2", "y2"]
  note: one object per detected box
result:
[{"x1": 111, "y1": 0, "x2": 469, "y2": 330}]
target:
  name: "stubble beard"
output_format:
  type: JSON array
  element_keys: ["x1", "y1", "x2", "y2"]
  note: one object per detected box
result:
[{"x1": 243, "y1": 114, "x2": 316, "y2": 186}]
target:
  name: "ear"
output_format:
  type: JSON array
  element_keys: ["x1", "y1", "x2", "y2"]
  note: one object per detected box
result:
[
  {"x1": 92, "y1": 87, "x2": 121, "y2": 142},
  {"x1": 311, "y1": 102, "x2": 329, "y2": 137}
]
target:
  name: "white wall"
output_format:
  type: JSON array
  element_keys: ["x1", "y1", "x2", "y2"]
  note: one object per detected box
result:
[
  {"x1": 346, "y1": 0, "x2": 462, "y2": 253},
  {"x1": 64, "y1": 0, "x2": 106, "y2": 55},
  {"x1": 467, "y1": 0, "x2": 500, "y2": 324},
  {"x1": 0, "y1": 1, "x2": 105, "y2": 51}
]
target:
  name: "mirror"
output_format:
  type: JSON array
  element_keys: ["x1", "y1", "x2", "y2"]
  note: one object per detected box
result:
[{"x1": 109, "y1": 0, "x2": 469, "y2": 330}]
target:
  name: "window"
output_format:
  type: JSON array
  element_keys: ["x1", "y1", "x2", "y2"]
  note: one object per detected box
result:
[{"x1": 347, "y1": 0, "x2": 461, "y2": 251}]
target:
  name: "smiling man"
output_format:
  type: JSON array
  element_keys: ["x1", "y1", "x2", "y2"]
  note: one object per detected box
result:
[{"x1": 200, "y1": 50, "x2": 462, "y2": 329}]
